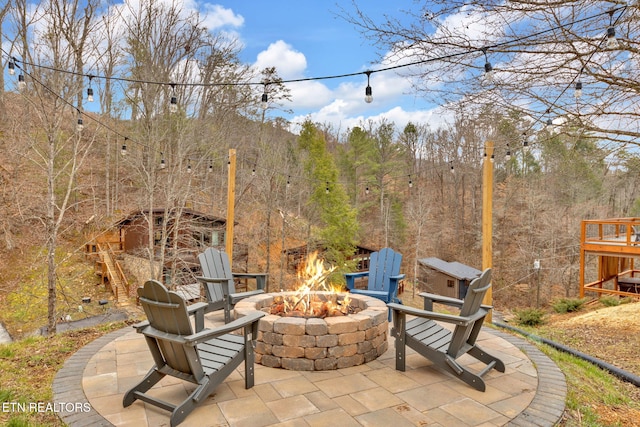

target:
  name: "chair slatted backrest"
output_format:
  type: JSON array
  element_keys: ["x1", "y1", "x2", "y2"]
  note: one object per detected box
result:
[
  {"x1": 449, "y1": 268, "x2": 492, "y2": 357},
  {"x1": 138, "y1": 280, "x2": 196, "y2": 375},
  {"x1": 368, "y1": 248, "x2": 402, "y2": 293},
  {"x1": 198, "y1": 248, "x2": 235, "y2": 298}
]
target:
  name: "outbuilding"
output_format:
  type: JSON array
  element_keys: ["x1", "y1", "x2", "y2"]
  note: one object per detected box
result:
[{"x1": 418, "y1": 257, "x2": 481, "y2": 299}]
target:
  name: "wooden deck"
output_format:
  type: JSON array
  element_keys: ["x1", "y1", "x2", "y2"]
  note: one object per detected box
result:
[{"x1": 580, "y1": 217, "x2": 640, "y2": 298}]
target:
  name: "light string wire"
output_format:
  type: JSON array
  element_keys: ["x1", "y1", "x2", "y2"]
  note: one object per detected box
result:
[{"x1": 0, "y1": 5, "x2": 627, "y2": 177}]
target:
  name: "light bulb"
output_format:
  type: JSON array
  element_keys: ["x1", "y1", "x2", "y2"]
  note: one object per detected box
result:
[
  {"x1": 574, "y1": 81, "x2": 583, "y2": 99},
  {"x1": 76, "y1": 117, "x2": 84, "y2": 132},
  {"x1": 8, "y1": 60, "x2": 15, "y2": 75},
  {"x1": 121, "y1": 144, "x2": 127, "y2": 156},
  {"x1": 365, "y1": 85, "x2": 373, "y2": 103},
  {"x1": 606, "y1": 27, "x2": 619, "y2": 49},
  {"x1": 484, "y1": 61, "x2": 493, "y2": 81},
  {"x1": 169, "y1": 96, "x2": 178, "y2": 113},
  {"x1": 87, "y1": 87, "x2": 94, "y2": 102},
  {"x1": 261, "y1": 93, "x2": 268, "y2": 109},
  {"x1": 18, "y1": 74, "x2": 26, "y2": 90},
  {"x1": 160, "y1": 158, "x2": 166, "y2": 169}
]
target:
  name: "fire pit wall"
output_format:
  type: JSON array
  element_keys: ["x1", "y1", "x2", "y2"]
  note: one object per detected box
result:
[{"x1": 234, "y1": 292, "x2": 389, "y2": 371}]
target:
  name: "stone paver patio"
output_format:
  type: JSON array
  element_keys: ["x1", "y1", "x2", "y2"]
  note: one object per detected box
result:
[{"x1": 53, "y1": 310, "x2": 566, "y2": 426}]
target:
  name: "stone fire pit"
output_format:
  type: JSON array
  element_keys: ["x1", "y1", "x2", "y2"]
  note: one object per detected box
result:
[{"x1": 234, "y1": 292, "x2": 389, "y2": 371}]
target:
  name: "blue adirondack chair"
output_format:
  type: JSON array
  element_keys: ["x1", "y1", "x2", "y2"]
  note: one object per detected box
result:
[{"x1": 345, "y1": 248, "x2": 405, "y2": 318}]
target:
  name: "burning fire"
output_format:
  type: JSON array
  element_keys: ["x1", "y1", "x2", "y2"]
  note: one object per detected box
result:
[{"x1": 270, "y1": 252, "x2": 353, "y2": 318}]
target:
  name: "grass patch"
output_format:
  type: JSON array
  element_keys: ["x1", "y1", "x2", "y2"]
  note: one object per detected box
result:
[
  {"x1": 523, "y1": 333, "x2": 640, "y2": 426},
  {"x1": 0, "y1": 322, "x2": 127, "y2": 426}
]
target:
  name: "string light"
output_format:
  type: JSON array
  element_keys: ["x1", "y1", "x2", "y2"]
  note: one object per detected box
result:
[
  {"x1": 365, "y1": 185, "x2": 370, "y2": 195},
  {"x1": 325, "y1": 182, "x2": 330, "y2": 194},
  {"x1": 574, "y1": 81, "x2": 583, "y2": 99},
  {"x1": 76, "y1": 116, "x2": 84, "y2": 132},
  {"x1": 482, "y1": 48, "x2": 493, "y2": 82},
  {"x1": 408, "y1": 175, "x2": 413, "y2": 188},
  {"x1": 261, "y1": 84, "x2": 268, "y2": 109},
  {"x1": 364, "y1": 71, "x2": 373, "y2": 103},
  {"x1": 169, "y1": 83, "x2": 178, "y2": 113},
  {"x1": 187, "y1": 159, "x2": 192, "y2": 173},
  {"x1": 505, "y1": 144, "x2": 511, "y2": 161},
  {"x1": 160, "y1": 153, "x2": 166, "y2": 169},
  {"x1": 121, "y1": 138, "x2": 128, "y2": 156},
  {"x1": 8, "y1": 59, "x2": 15, "y2": 75},
  {"x1": 606, "y1": 10, "x2": 619, "y2": 49},
  {"x1": 0, "y1": 4, "x2": 627, "y2": 177},
  {"x1": 522, "y1": 133, "x2": 530, "y2": 152},
  {"x1": 87, "y1": 75, "x2": 94, "y2": 102},
  {"x1": 208, "y1": 161, "x2": 213, "y2": 173}
]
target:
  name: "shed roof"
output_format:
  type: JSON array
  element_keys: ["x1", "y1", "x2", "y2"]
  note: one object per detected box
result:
[{"x1": 418, "y1": 257, "x2": 481, "y2": 280}]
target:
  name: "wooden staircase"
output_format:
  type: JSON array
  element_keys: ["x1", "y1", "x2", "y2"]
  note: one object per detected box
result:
[{"x1": 97, "y1": 244, "x2": 130, "y2": 305}]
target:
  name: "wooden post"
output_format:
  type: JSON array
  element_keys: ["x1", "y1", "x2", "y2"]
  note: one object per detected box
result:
[
  {"x1": 482, "y1": 141, "x2": 494, "y2": 323},
  {"x1": 226, "y1": 149, "x2": 236, "y2": 268}
]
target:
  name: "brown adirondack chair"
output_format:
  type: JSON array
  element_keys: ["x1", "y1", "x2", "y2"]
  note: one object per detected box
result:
[
  {"x1": 196, "y1": 247, "x2": 267, "y2": 323},
  {"x1": 388, "y1": 268, "x2": 505, "y2": 391},
  {"x1": 123, "y1": 280, "x2": 264, "y2": 426}
]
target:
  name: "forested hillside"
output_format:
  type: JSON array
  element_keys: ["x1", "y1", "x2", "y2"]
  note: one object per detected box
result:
[{"x1": 2, "y1": 0, "x2": 640, "y2": 338}]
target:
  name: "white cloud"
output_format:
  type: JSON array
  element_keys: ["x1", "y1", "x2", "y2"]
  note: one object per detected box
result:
[
  {"x1": 201, "y1": 4, "x2": 244, "y2": 30},
  {"x1": 254, "y1": 40, "x2": 307, "y2": 79}
]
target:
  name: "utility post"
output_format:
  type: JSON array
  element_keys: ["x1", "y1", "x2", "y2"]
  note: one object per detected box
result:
[
  {"x1": 226, "y1": 149, "x2": 236, "y2": 268},
  {"x1": 482, "y1": 141, "x2": 494, "y2": 323}
]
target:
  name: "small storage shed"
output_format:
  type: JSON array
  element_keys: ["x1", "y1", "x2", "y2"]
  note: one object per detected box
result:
[{"x1": 418, "y1": 257, "x2": 481, "y2": 299}]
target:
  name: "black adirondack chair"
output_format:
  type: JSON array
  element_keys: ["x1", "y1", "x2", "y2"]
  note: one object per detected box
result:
[
  {"x1": 388, "y1": 268, "x2": 505, "y2": 391},
  {"x1": 123, "y1": 279, "x2": 264, "y2": 426},
  {"x1": 196, "y1": 247, "x2": 267, "y2": 323}
]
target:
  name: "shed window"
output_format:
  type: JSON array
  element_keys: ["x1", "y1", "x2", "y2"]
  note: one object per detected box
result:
[{"x1": 447, "y1": 280, "x2": 455, "y2": 288}]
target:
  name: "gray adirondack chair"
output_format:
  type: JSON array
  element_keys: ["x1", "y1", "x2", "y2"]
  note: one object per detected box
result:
[
  {"x1": 196, "y1": 247, "x2": 267, "y2": 323},
  {"x1": 123, "y1": 280, "x2": 264, "y2": 427},
  {"x1": 345, "y1": 247, "x2": 405, "y2": 319},
  {"x1": 388, "y1": 268, "x2": 505, "y2": 392}
]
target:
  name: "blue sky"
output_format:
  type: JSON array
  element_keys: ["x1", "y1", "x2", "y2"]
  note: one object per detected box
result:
[{"x1": 201, "y1": 1, "x2": 442, "y2": 132}]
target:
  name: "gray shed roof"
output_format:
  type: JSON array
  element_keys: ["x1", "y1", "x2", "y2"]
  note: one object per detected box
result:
[{"x1": 418, "y1": 257, "x2": 481, "y2": 280}]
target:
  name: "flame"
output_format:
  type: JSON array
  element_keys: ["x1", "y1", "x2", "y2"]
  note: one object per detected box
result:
[{"x1": 274, "y1": 251, "x2": 351, "y2": 317}]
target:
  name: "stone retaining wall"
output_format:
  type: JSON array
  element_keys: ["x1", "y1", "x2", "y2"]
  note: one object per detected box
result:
[{"x1": 234, "y1": 292, "x2": 389, "y2": 371}]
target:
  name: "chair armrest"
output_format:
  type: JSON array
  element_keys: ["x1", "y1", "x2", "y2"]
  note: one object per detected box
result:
[
  {"x1": 390, "y1": 274, "x2": 405, "y2": 281},
  {"x1": 185, "y1": 311, "x2": 266, "y2": 346},
  {"x1": 196, "y1": 276, "x2": 231, "y2": 296},
  {"x1": 232, "y1": 272, "x2": 268, "y2": 290},
  {"x1": 345, "y1": 271, "x2": 369, "y2": 290},
  {"x1": 187, "y1": 302, "x2": 208, "y2": 331},
  {"x1": 230, "y1": 289, "x2": 265, "y2": 304},
  {"x1": 418, "y1": 292, "x2": 464, "y2": 311},
  {"x1": 387, "y1": 303, "x2": 482, "y2": 327}
]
